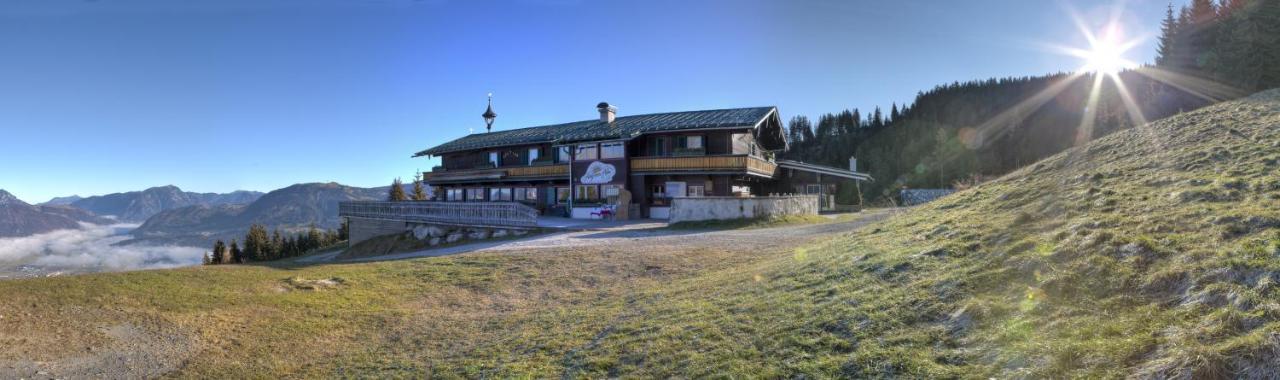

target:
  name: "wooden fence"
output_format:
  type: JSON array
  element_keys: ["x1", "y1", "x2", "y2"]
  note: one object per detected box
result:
[{"x1": 339, "y1": 201, "x2": 539, "y2": 228}]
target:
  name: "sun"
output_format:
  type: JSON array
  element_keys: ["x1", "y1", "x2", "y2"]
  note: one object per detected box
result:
[
  {"x1": 1083, "y1": 37, "x2": 1127, "y2": 74},
  {"x1": 1081, "y1": 32, "x2": 1134, "y2": 74},
  {"x1": 1069, "y1": 23, "x2": 1139, "y2": 75}
]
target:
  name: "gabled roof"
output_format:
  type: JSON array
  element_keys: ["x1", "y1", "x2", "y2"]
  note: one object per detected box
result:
[{"x1": 415, "y1": 106, "x2": 781, "y2": 157}]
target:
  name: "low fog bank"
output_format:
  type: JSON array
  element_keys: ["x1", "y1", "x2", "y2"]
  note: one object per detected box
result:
[{"x1": 0, "y1": 223, "x2": 204, "y2": 278}]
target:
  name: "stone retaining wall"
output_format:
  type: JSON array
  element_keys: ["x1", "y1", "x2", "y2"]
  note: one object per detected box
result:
[
  {"x1": 346, "y1": 217, "x2": 531, "y2": 246},
  {"x1": 348, "y1": 217, "x2": 408, "y2": 244},
  {"x1": 669, "y1": 195, "x2": 819, "y2": 223}
]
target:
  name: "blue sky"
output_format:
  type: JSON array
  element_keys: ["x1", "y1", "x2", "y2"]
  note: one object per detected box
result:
[{"x1": 0, "y1": 0, "x2": 1169, "y2": 203}]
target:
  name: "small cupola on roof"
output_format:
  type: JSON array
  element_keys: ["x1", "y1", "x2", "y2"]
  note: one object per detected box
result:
[
  {"x1": 597, "y1": 102, "x2": 617, "y2": 123},
  {"x1": 482, "y1": 93, "x2": 497, "y2": 133}
]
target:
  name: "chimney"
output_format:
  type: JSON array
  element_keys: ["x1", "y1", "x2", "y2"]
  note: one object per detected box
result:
[{"x1": 597, "y1": 102, "x2": 616, "y2": 123}]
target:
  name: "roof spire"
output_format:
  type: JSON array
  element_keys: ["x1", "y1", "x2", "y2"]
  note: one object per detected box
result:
[{"x1": 482, "y1": 92, "x2": 497, "y2": 133}]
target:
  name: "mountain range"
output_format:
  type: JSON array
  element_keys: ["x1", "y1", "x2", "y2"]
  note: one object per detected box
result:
[
  {"x1": 67, "y1": 185, "x2": 264, "y2": 222},
  {"x1": 128, "y1": 182, "x2": 385, "y2": 246},
  {"x1": 0, "y1": 190, "x2": 112, "y2": 238}
]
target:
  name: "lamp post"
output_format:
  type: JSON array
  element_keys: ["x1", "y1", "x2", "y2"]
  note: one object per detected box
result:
[{"x1": 482, "y1": 93, "x2": 496, "y2": 133}]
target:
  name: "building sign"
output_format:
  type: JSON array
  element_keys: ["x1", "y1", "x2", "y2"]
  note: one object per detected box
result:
[
  {"x1": 579, "y1": 161, "x2": 616, "y2": 184},
  {"x1": 572, "y1": 159, "x2": 628, "y2": 185}
]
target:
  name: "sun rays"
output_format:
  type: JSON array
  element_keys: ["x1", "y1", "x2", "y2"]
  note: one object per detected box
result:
[{"x1": 962, "y1": 2, "x2": 1249, "y2": 153}]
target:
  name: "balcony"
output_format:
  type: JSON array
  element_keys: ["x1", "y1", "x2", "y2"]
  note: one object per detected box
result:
[
  {"x1": 630, "y1": 154, "x2": 776, "y2": 177},
  {"x1": 424, "y1": 163, "x2": 569, "y2": 183}
]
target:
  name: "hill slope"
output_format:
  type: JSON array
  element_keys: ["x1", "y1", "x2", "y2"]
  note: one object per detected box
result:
[
  {"x1": 0, "y1": 190, "x2": 111, "y2": 238},
  {"x1": 729, "y1": 89, "x2": 1280, "y2": 377},
  {"x1": 0, "y1": 90, "x2": 1276, "y2": 377},
  {"x1": 69, "y1": 186, "x2": 263, "y2": 222},
  {"x1": 128, "y1": 182, "x2": 383, "y2": 246}
]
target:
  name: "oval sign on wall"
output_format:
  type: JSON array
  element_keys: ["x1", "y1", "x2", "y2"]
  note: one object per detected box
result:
[{"x1": 580, "y1": 161, "x2": 617, "y2": 184}]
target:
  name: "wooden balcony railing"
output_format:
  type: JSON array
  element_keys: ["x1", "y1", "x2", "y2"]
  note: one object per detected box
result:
[
  {"x1": 424, "y1": 164, "x2": 569, "y2": 182},
  {"x1": 339, "y1": 201, "x2": 538, "y2": 228},
  {"x1": 631, "y1": 154, "x2": 777, "y2": 177}
]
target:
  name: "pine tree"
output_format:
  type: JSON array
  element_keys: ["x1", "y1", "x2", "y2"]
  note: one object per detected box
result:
[
  {"x1": 229, "y1": 239, "x2": 243, "y2": 264},
  {"x1": 889, "y1": 103, "x2": 901, "y2": 123},
  {"x1": 202, "y1": 252, "x2": 211, "y2": 266},
  {"x1": 1156, "y1": 4, "x2": 1179, "y2": 66},
  {"x1": 389, "y1": 178, "x2": 407, "y2": 201},
  {"x1": 411, "y1": 172, "x2": 428, "y2": 201},
  {"x1": 307, "y1": 224, "x2": 322, "y2": 252},
  {"x1": 270, "y1": 229, "x2": 283, "y2": 259},
  {"x1": 211, "y1": 240, "x2": 227, "y2": 265},
  {"x1": 1190, "y1": 0, "x2": 1219, "y2": 25},
  {"x1": 786, "y1": 116, "x2": 809, "y2": 146},
  {"x1": 243, "y1": 224, "x2": 270, "y2": 261},
  {"x1": 338, "y1": 218, "x2": 350, "y2": 241}
]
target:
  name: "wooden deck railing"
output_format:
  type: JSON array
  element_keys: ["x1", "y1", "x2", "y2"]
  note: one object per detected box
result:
[
  {"x1": 424, "y1": 164, "x2": 568, "y2": 182},
  {"x1": 339, "y1": 201, "x2": 539, "y2": 228},
  {"x1": 631, "y1": 154, "x2": 777, "y2": 176}
]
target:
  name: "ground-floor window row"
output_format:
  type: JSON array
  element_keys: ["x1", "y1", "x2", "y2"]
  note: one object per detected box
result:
[{"x1": 435, "y1": 181, "x2": 717, "y2": 205}]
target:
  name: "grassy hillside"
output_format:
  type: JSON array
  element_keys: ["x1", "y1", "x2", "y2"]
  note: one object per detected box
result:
[{"x1": 1, "y1": 90, "x2": 1278, "y2": 378}]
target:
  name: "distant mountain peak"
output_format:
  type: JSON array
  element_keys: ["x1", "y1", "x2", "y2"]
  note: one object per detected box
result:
[
  {"x1": 41, "y1": 195, "x2": 83, "y2": 206},
  {"x1": 0, "y1": 190, "x2": 27, "y2": 206}
]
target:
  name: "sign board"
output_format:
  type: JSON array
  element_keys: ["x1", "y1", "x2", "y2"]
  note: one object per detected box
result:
[{"x1": 572, "y1": 159, "x2": 628, "y2": 185}]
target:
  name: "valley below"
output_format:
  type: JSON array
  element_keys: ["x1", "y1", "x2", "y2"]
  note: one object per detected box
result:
[{"x1": 0, "y1": 223, "x2": 204, "y2": 279}]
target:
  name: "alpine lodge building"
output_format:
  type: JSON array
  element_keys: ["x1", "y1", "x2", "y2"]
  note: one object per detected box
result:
[{"x1": 415, "y1": 101, "x2": 870, "y2": 219}]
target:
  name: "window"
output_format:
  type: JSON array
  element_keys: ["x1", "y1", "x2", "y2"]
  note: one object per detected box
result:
[
  {"x1": 575, "y1": 144, "x2": 598, "y2": 160},
  {"x1": 514, "y1": 187, "x2": 537, "y2": 202},
  {"x1": 651, "y1": 184, "x2": 670, "y2": 206},
  {"x1": 489, "y1": 187, "x2": 512, "y2": 201},
  {"x1": 557, "y1": 146, "x2": 572, "y2": 163},
  {"x1": 528, "y1": 148, "x2": 540, "y2": 164},
  {"x1": 575, "y1": 184, "x2": 599, "y2": 201},
  {"x1": 805, "y1": 184, "x2": 822, "y2": 195},
  {"x1": 467, "y1": 188, "x2": 485, "y2": 201},
  {"x1": 488, "y1": 152, "x2": 499, "y2": 167},
  {"x1": 602, "y1": 185, "x2": 623, "y2": 198},
  {"x1": 447, "y1": 189, "x2": 463, "y2": 202},
  {"x1": 600, "y1": 142, "x2": 625, "y2": 159},
  {"x1": 650, "y1": 137, "x2": 668, "y2": 156},
  {"x1": 677, "y1": 135, "x2": 703, "y2": 149},
  {"x1": 688, "y1": 185, "x2": 705, "y2": 197},
  {"x1": 664, "y1": 181, "x2": 686, "y2": 199},
  {"x1": 650, "y1": 184, "x2": 666, "y2": 198},
  {"x1": 686, "y1": 135, "x2": 703, "y2": 149},
  {"x1": 555, "y1": 187, "x2": 571, "y2": 204}
]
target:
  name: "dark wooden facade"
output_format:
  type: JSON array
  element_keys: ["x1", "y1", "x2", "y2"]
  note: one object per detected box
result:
[{"x1": 424, "y1": 128, "x2": 783, "y2": 218}]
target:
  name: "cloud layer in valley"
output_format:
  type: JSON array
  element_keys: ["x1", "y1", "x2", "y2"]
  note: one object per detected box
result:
[{"x1": 0, "y1": 223, "x2": 204, "y2": 274}]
